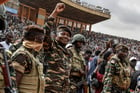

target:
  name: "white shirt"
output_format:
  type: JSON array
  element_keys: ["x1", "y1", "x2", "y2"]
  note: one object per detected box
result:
[{"x1": 0, "y1": 41, "x2": 12, "y2": 50}]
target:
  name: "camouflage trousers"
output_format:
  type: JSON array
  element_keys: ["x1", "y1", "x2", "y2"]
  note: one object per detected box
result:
[
  {"x1": 111, "y1": 87, "x2": 129, "y2": 93},
  {"x1": 70, "y1": 76, "x2": 83, "y2": 93},
  {"x1": 45, "y1": 87, "x2": 70, "y2": 93},
  {"x1": 45, "y1": 82, "x2": 70, "y2": 93}
]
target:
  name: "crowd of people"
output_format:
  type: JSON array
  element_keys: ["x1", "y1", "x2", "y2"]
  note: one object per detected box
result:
[{"x1": 1, "y1": 1, "x2": 140, "y2": 93}]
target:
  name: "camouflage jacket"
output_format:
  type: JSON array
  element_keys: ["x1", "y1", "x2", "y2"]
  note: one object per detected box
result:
[
  {"x1": 68, "y1": 47, "x2": 86, "y2": 92},
  {"x1": 68, "y1": 46, "x2": 85, "y2": 76},
  {"x1": 102, "y1": 55, "x2": 131, "y2": 93},
  {"x1": 43, "y1": 18, "x2": 72, "y2": 93},
  {"x1": 11, "y1": 46, "x2": 45, "y2": 93},
  {"x1": 0, "y1": 48, "x2": 16, "y2": 93}
]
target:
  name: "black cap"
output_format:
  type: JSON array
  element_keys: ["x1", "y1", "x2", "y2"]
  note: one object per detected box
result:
[{"x1": 56, "y1": 25, "x2": 71, "y2": 37}]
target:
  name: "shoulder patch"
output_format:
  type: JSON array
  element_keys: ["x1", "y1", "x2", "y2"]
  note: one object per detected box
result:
[{"x1": 12, "y1": 53, "x2": 27, "y2": 66}]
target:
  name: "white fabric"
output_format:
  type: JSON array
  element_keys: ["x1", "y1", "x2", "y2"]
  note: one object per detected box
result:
[
  {"x1": 0, "y1": 41, "x2": 12, "y2": 50},
  {"x1": 135, "y1": 61, "x2": 140, "y2": 71},
  {"x1": 129, "y1": 56, "x2": 137, "y2": 62}
]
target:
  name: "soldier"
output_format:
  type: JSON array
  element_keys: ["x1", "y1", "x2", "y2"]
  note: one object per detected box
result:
[
  {"x1": 11, "y1": 25, "x2": 45, "y2": 93},
  {"x1": 102, "y1": 44, "x2": 131, "y2": 93},
  {"x1": 0, "y1": 3, "x2": 16, "y2": 93},
  {"x1": 43, "y1": 3, "x2": 72, "y2": 93},
  {"x1": 0, "y1": 4, "x2": 6, "y2": 92},
  {"x1": 0, "y1": 49, "x2": 4, "y2": 93},
  {"x1": 68, "y1": 34, "x2": 87, "y2": 93}
]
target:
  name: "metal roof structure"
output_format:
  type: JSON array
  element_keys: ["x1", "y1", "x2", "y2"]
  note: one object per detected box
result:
[{"x1": 19, "y1": 0, "x2": 111, "y2": 24}]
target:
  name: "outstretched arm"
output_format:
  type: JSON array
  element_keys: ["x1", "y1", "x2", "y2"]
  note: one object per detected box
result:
[{"x1": 49, "y1": 3, "x2": 65, "y2": 18}]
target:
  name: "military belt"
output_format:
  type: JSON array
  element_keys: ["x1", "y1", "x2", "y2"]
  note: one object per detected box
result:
[{"x1": 71, "y1": 72, "x2": 81, "y2": 77}]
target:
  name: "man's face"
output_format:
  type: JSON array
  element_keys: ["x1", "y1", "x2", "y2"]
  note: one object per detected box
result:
[
  {"x1": 84, "y1": 53, "x2": 92, "y2": 60},
  {"x1": 56, "y1": 31, "x2": 71, "y2": 45},
  {"x1": 118, "y1": 49, "x2": 128, "y2": 59},
  {"x1": 75, "y1": 41, "x2": 84, "y2": 49},
  {"x1": 6, "y1": 34, "x2": 14, "y2": 43},
  {"x1": 130, "y1": 60, "x2": 137, "y2": 69}
]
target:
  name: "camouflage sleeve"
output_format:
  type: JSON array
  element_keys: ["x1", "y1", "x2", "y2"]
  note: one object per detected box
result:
[
  {"x1": 102, "y1": 60, "x2": 116, "y2": 92},
  {"x1": 43, "y1": 17, "x2": 55, "y2": 50},
  {"x1": 44, "y1": 16, "x2": 55, "y2": 35},
  {"x1": 12, "y1": 53, "x2": 32, "y2": 74}
]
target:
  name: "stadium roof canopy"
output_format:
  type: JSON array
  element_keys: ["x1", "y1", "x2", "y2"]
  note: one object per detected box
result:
[{"x1": 19, "y1": 0, "x2": 111, "y2": 24}]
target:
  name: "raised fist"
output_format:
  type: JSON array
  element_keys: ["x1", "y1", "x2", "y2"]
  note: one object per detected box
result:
[{"x1": 55, "y1": 3, "x2": 65, "y2": 13}]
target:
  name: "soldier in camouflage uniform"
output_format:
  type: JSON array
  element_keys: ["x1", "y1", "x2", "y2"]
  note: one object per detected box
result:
[
  {"x1": 43, "y1": 3, "x2": 72, "y2": 93},
  {"x1": 0, "y1": 51, "x2": 4, "y2": 93},
  {"x1": 102, "y1": 44, "x2": 131, "y2": 93},
  {"x1": 68, "y1": 34, "x2": 87, "y2": 93},
  {"x1": 11, "y1": 25, "x2": 45, "y2": 93},
  {"x1": 0, "y1": 3, "x2": 16, "y2": 93},
  {"x1": 0, "y1": 4, "x2": 6, "y2": 92}
]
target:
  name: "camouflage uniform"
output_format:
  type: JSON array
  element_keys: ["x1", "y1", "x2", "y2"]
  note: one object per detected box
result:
[
  {"x1": 0, "y1": 48, "x2": 16, "y2": 93},
  {"x1": 43, "y1": 18, "x2": 72, "y2": 93},
  {"x1": 102, "y1": 54, "x2": 131, "y2": 93},
  {"x1": 68, "y1": 34, "x2": 86, "y2": 93},
  {"x1": 0, "y1": 4, "x2": 16, "y2": 93},
  {"x1": 69, "y1": 46, "x2": 86, "y2": 93},
  {"x1": 0, "y1": 52, "x2": 4, "y2": 93},
  {"x1": 12, "y1": 46, "x2": 45, "y2": 93}
]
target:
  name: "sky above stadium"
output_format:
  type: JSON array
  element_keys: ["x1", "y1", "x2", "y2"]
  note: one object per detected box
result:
[{"x1": 81, "y1": 0, "x2": 140, "y2": 41}]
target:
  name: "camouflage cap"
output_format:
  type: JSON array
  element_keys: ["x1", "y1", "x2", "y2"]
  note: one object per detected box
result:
[
  {"x1": 115, "y1": 44, "x2": 128, "y2": 52},
  {"x1": 72, "y1": 34, "x2": 86, "y2": 44}
]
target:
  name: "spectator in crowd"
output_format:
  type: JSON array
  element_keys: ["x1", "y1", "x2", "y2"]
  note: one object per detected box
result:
[
  {"x1": 83, "y1": 49, "x2": 92, "y2": 68},
  {"x1": 129, "y1": 58, "x2": 140, "y2": 92},
  {"x1": 11, "y1": 25, "x2": 45, "y2": 93},
  {"x1": 88, "y1": 50, "x2": 101, "y2": 82},
  {"x1": 93, "y1": 51, "x2": 113, "y2": 93},
  {"x1": 129, "y1": 57, "x2": 137, "y2": 74},
  {"x1": 83, "y1": 49, "x2": 93, "y2": 93},
  {"x1": 0, "y1": 31, "x2": 14, "y2": 51}
]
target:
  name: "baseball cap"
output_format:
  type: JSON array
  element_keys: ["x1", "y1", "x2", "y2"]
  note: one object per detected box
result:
[{"x1": 129, "y1": 56, "x2": 137, "y2": 62}]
